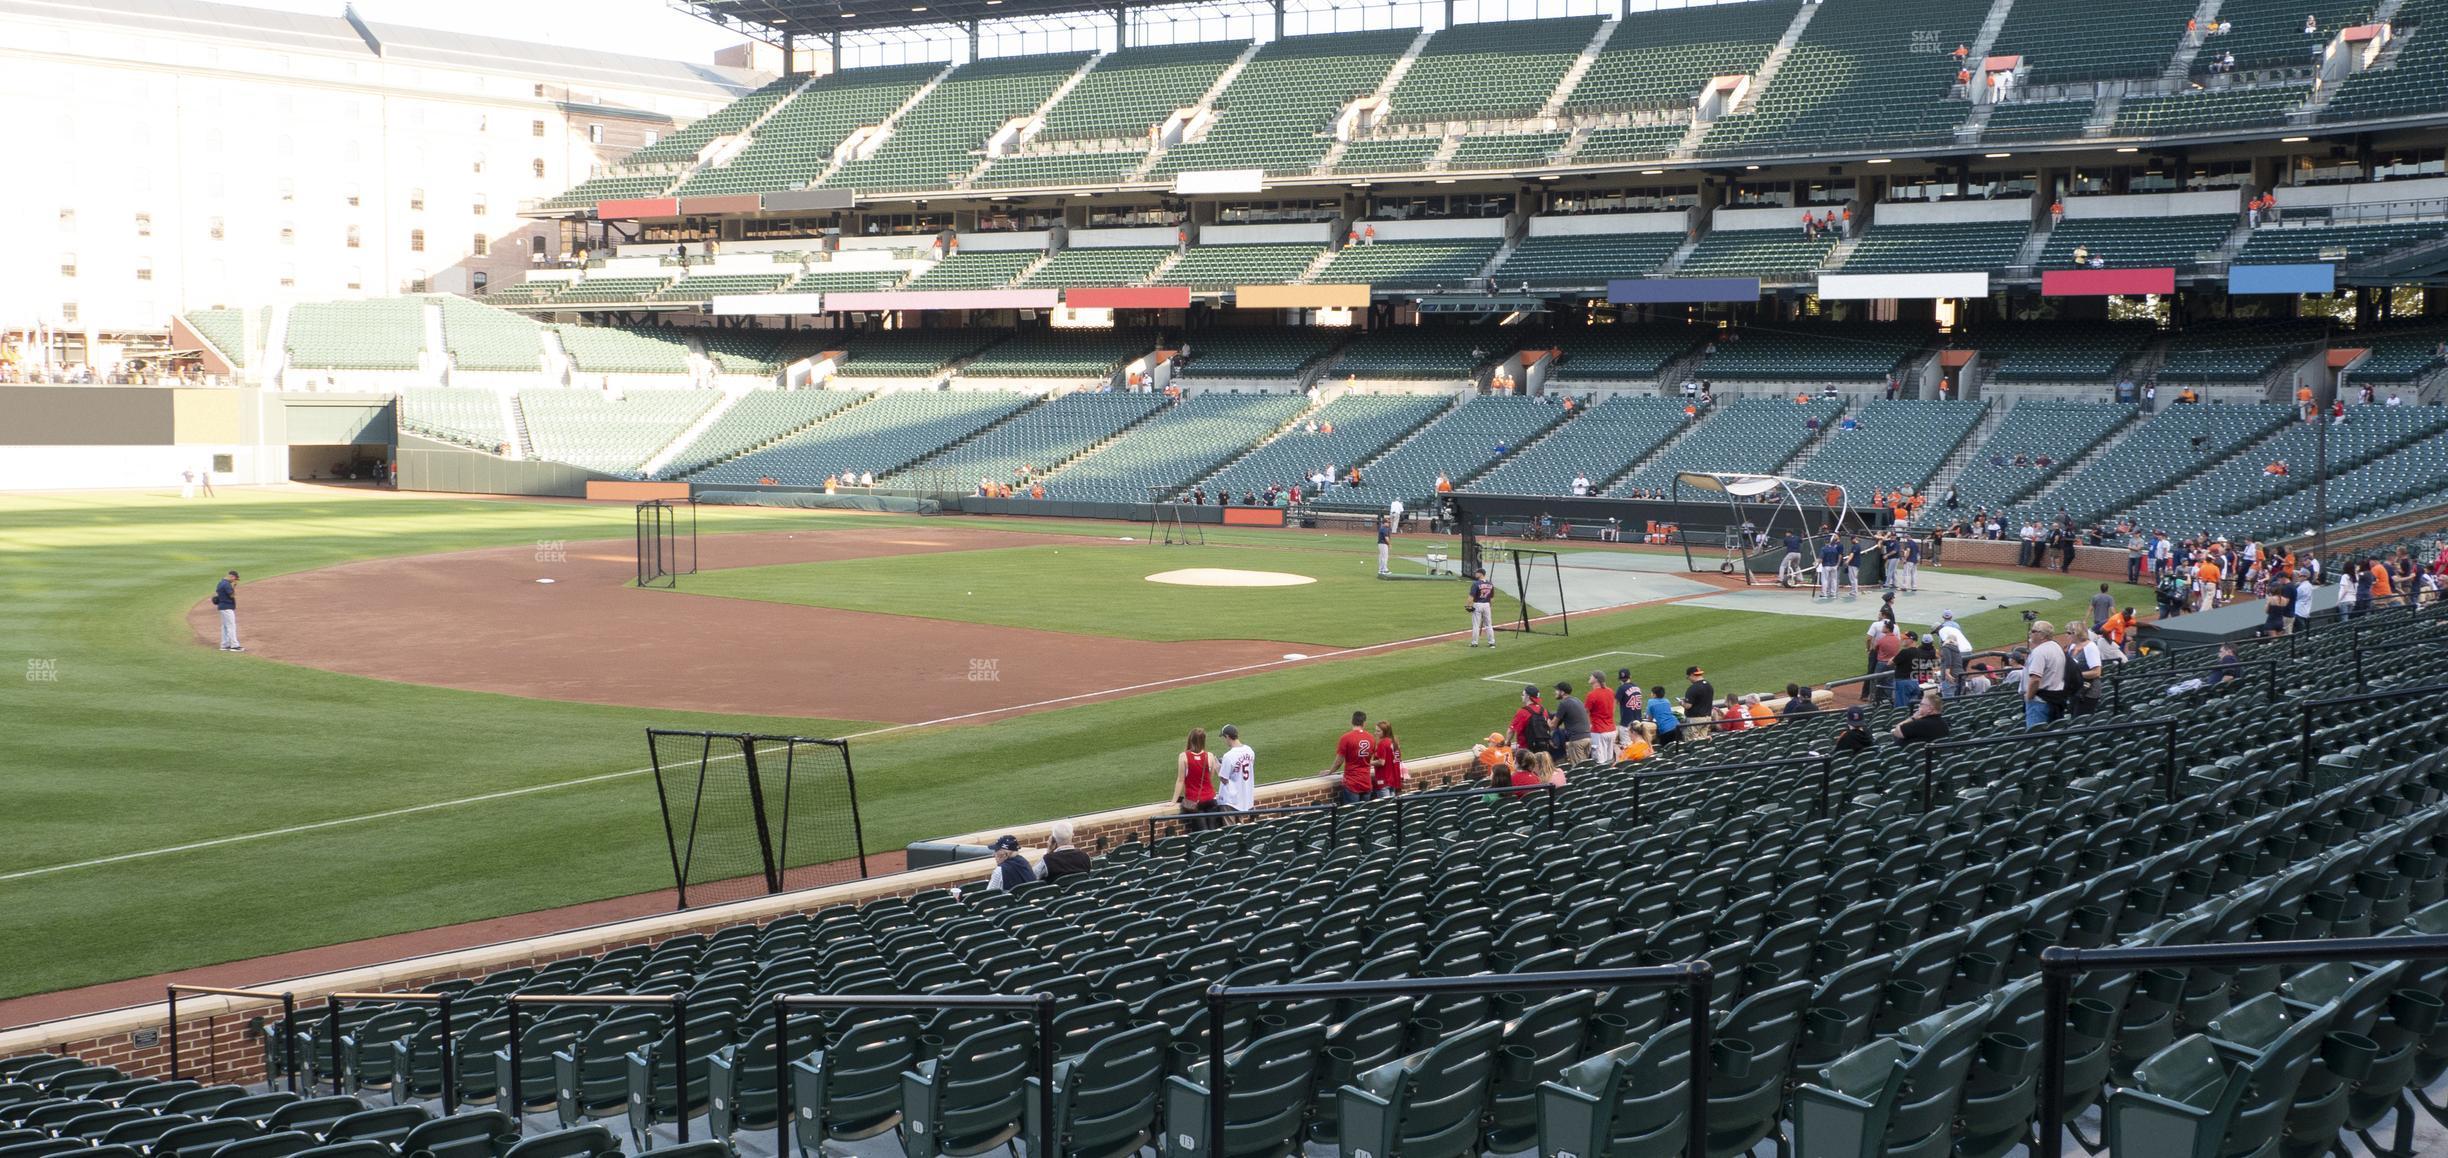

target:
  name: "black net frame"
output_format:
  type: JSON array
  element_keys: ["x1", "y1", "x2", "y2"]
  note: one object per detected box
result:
[
  {"x1": 635, "y1": 499, "x2": 698, "y2": 588},
  {"x1": 1147, "y1": 489, "x2": 1205, "y2": 545},
  {"x1": 1500, "y1": 547, "x2": 1568, "y2": 636},
  {"x1": 647, "y1": 729, "x2": 867, "y2": 909}
]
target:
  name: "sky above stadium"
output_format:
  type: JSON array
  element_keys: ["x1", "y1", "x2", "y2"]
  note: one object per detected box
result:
[{"x1": 243, "y1": 0, "x2": 752, "y2": 63}]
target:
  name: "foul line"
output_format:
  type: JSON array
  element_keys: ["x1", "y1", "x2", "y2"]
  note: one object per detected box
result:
[
  {"x1": 10, "y1": 607, "x2": 1618, "y2": 884},
  {"x1": 1477, "y1": 650, "x2": 1666, "y2": 683}
]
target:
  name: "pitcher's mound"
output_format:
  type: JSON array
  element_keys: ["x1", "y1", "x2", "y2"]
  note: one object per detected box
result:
[{"x1": 1147, "y1": 568, "x2": 1318, "y2": 588}]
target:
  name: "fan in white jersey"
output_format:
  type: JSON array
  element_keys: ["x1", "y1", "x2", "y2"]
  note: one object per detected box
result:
[{"x1": 1215, "y1": 724, "x2": 1256, "y2": 813}]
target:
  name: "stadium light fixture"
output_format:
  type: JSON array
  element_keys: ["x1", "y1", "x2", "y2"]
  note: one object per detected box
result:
[
  {"x1": 1866, "y1": 157, "x2": 1891, "y2": 164},
  {"x1": 1641, "y1": 168, "x2": 1662, "y2": 175},
  {"x1": 1984, "y1": 152, "x2": 2012, "y2": 158},
  {"x1": 1744, "y1": 164, "x2": 1759, "y2": 170},
  {"x1": 1434, "y1": 178, "x2": 1456, "y2": 183},
  {"x1": 2115, "y1": 146, "x2": 2138, "y2": 152},
  {"x1": 2281, "y1": 136, "x2": 2310, "y2": 142}
]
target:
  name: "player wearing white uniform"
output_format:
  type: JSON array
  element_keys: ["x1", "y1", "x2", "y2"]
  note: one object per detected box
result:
[{"x1": 1215, "y1": 725, "x2": 1255, "y2": 813}]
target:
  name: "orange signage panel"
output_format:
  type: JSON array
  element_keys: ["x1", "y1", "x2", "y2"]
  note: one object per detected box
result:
[
  {"x1": 1234, "y1": 284, "x2": 1370, "y2": 309},
  {"x1": 587, "y1": 481, "x2": 692, "y2": 502},
  {"x1": 1220, "y1": 507, "x2": 1287, "y2": 527}
]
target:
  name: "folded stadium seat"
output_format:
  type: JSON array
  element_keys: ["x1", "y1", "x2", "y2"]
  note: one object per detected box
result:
[
  {"x1": 1483, "y1": 991, "x2": 1599, "y2": 1151},
  {"x1": 1383, "y1": 17, "x2": 1602, "y2": 124},
  {"x1": 200, "y1": 1132, "x2": 320, "y2": 1158},
  {"x1": 1446, "y1": 132, "x2": 1569, "y2": 171},
  {"x1": 498, "y1": 1125, "x2": 621, "y2": 1158},
  {"x1": 259, "y1": 1096, "x2": 362, "y2": 1138},
  {"x1": 158, "y1": 1087, "x2": 246, "y2": 1117},
  {"x1": 496, "y1": 1012, "x2": 593, "y2": 1113},
  {"x1": 620, "y1": 1008, "x2": 737, "y2": 1145},
  {"x1": 1310, "y1": 238, "x2": 1503, "y2": 289},
  {"x1": 1789, "y1": 1001, "x2": 1989, "y2": 1158},
  {"x1": 1018, "y1": 1023, "x2": 1170, "y2": 1158},
  {"x1": 1159, "y1": 1024, "x2": 1330, "y2": 1158},
  {"x1": 1838, "y1": 220, "x2": 2031, "y2": 274},
  {"x1": 552, "y1": 1012, "x2": 664, "y2": 1127},
  {"x1": 780, "y1": 1015, "x2": 921, "y2": 1156},
  {"x1": 209, "y1": 1093, "x2": 303, "y2": 1125},
  {"x1": 2106, "y1": 1001, "x2": 2337, "y2": 1158},
  {"x1": 1305, "y1": 999, "x2": 1415, "y2": 1147},
  {"x1": 1334, "y1": 1020, "x2": 1502, "y2": 1158},
  {"x1": 288, "y1": 1143, "x2": 389, "y2": 1158},
  {"x1": 1572, "y1": 124, "x2": 1688, "y2": 163},
  {"x1": 152, "y1": 1119, "x2": 263, "y2": 1158},
  {"x1": 1536, "y1": 1021, "x2": 1692, "y2": 1158},
  {"x1": 898, "y1": 1022, "x2": 1035, "y2": 1158},
  {"x1": 2114, "y1": 86, "x2": 2314, "y2": 134},
  {"x1": 317, "y1": 1106, "x2": 426, "y2": 1150},
  {"x1": 54, "y1": 1108, "x2": 147, "y2": 1141}
]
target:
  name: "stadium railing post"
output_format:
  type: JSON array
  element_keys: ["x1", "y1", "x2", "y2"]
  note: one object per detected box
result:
[
  {"x1": 165, "y1": 987, "x2": 180, "y2": 1081},
  {"x1": 1683, "y1": 960, "x2": 1715, "y2": 1158},
  {"x1": 2162, "y1": 719, "x2": 2180, "y2": 802},
  {"x1": 1203, "y1": 982, "x2": 1229, "y2": 1156},
  {"x1": 505, "y1": 999, "x2": 524, "y2": 1134},
  {"x1": 1816, "y1": 755, "x2": 1834, "y2": 819},
  {"x1": 673, "y1": 993, "x2": 691, "y2": 1144},
  {"x1": 437, "y1": 992, "x2": 459, "y2": 1115},
  {"x1": 326, "y1": 997, "x2": 344, "y2": 1095},
  {"x1": 282, "y1": 992, "x2": 300, "y2": 1093},
  {"x1": 1032, "y1": 992, "x2": 1057, "y2": 1158},
  {"x1": 771, "y1": 997, "x2": 791, "y2": 1158},
  {"x1": 1543, "y1": 783, "x2": 1558, "y2": 829}
]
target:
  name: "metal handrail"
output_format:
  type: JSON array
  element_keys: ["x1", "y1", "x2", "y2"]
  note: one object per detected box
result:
[
  {"x1": 1203, "y1": 965, "x2": 1714, "y2": 1158},
  {"x1": 503, "y1": 992, "x2": 689, "y2": 1140},
  {"x1": 322, "y1": 991, "x2": 461, "y2": 1113},
  {"x1": 2036, "y1": 935, "x2": 2448, "y2": 1158},
  {"x1": 167, "y1": 984, "x2": 298, "y2": 1091}
]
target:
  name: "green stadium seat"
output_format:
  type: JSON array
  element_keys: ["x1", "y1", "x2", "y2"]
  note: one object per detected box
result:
[
  {"x1": 1789, "y1": 1002, "x2": 1988, "y2": 1158},
  {"x1": 675, "y1": 65, "x2": 942, "y2": 197},
  {"x1": 1156, "y1": 244, "x2": 1321, "y2": 292},
  {"x1": 1980, "y1": 100, "x2": 2096, "y2": 142},
  {"x1": 1566, "y1": 1, "x2": 1796, "y2": 114},
  {"x1": 1537, "y1": 1021, "x2": 1692, "y2": 1158},
  {"x1": 1021, "y1": 1023, "x2": 1170, "y2": 1158},
  {"x1": 908, "y1": 251, "x2": 1039, "y2": 290},
  {"x1": 1017, "y1": 247, "x2": 1170, "y2": 288},
  {"x1": 2040, "y1": 214, "x2": 2232, "y2": 269},
  {"x1": 1703, "y1": 0, "x2": 1984, "y2": 156},
  {"x1": 627, "y1": 75, "x2": 806, "y2": 167},
  {"x1": 1386, "y1": 17, "x2": 1602, "y2": 123},
  {"x1": 1311, "y1": 238, "x2": 1500, "y2": 289},
  {"x1": 1333, "y1": 137, "x2": 1440, "y2": 175},
  {"x1": 1160, "y1": 1024, "x2": 1329, "y2": 1158},
  {"x1": 1335, "y1": 1020, "x2": 1502, "y2": 1158},
  {"x1": 1151, "y1": 30, "x2": 1415, "y2": 178},
  {"x1": 1676, "y1": 226, "x2": 1834, "y2": 279},
  {"x1": 498, "y1": 1125, "x2": 620, "y2": 1158},
  {"x1": 2114, "y1": 86, "x2": 2312, "y2": 134},
  {"x1": 1991, "y1": 0, "x2": 2195, "y2": 84},
  {"x1": 183, "y1": 309, "x2": 249, "y2": 368},
  {"x1": 1839, "y1": 219, "x2": 2030, "y2": 274},
  {"x1": 1494, "y1": 232, "x2": 1681, "y2": 287},
  {"x1": 1039, "y1": 41, "x2": 1246, "y2": 143},
  {"x1": 285, "y1": 301, "x2": 423, "y2": 371},
  {"x1": 550, "y1": 1012, "x2": 661, "y2": 1127},
  {"x1": 825, "y1": 54, "x2": 1093, "y2": 195},
  {"x1": 898, "y1": 1022, "x2": 1035, "y2": 1158},
  {"x1": 786, "y1": 1016, "x2": 921, "y2": 1154}
]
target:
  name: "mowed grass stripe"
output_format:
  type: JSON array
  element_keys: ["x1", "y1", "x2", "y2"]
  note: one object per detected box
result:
[{"x1": 0, "y1": 490, "x2": 2148, "y2": 998}]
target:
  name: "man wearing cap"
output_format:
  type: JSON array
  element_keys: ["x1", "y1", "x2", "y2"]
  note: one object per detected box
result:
[
  {"x1": 1933, "y1": 611, "x2": 1973, "y2": 695},
  {"x1": 1375, "y1": 516, "x2": 1392, "y2": 576},
  {"x1": 1613, "y1": 669, "x2": 1640, "y2": 748},
  {"x1": 985, "y1": 835, "x2": 1037, "y2": 891},
  {"x1": 1682, "y1": 667, "x2": 1714, "y2": 726},
  {"x1": 1552, "y1": 681, "x2": 1593, "y2": 764},
  {"x1": 1816, "y1": 536, "x2": 1841, "y2": 600},
  {"x1": 1832, "y1": 706, "x2": 1872, "y2": 752},
  {"x1": 212, "y1": 570, "x2": 243, "y2": 652},
  {"x1": 1327, "y1": 710, "x2": 1375, "y2": 804},
  {"x1": 2021, "y1": 620, "x2": 2066, "y2": 728},
  {"x1": 1466, "y1": 567, "x2": 1498, "y2": 647},
  {"x1": 1215, "y1": 724, "x2": 1255, "y2": 814}
]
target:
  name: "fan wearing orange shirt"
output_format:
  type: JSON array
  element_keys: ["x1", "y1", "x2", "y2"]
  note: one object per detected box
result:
[
  {"x1": 2371, "y1": 559, "x2": 2397, "y2": 607},
  {"x1": 2195, "y1": 556, "x2": 2224, "y2": 612}
]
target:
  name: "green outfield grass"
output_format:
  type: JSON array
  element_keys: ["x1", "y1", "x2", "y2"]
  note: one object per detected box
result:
[
  {"x1": 0, "y1": 489, "x2": 2149, "y2": 1000},
  {"x1": 679, "y1": 542, "x2": 1527, "y2": 646}
]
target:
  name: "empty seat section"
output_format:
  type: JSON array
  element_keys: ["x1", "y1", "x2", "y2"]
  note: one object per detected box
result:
[
  {"x1": 1151, "y1": 29, "x2": 1415, "y2": 177},
  {"x1": 1042, "y1": 393, "x2": 1309, "y2": 500},
  {"x1": 2113, "y1": 85, "x2": 2311, "y2": 134},
  {"x1": 1198, "y1": 393, "x2": 1447, "y2": 500},
  {"x1": 659, "y1": 391, "x2": 867, "y2": 477},
  {"x1": 1494, "y1": 232, "x2": 1681, "y2": 287},
  {"x1": 2121, "y1": 405, "x2": 2448, "y2": 537},
  {"x1": 2321, "y1": 0, "x2": 2448, "y2": 122},
  {"x1": 625, "y1": 74, "x2": 805, "y2": 166},
  {"x1": 973, "y1": 150, "x2": 1146, "y2": 188},
  {"x1": 907, "y1": 251, "x2": 1038, "y2": 290},
  {"x1": 1925, "y1": 400, "x2": 2133, "y2": 519},
  {"x1": 1614, "y1": 398, "x2": 1842, "y2": 493},
  {"x1": 1546, "y1": 325, "x2": 1708, "y2": 382},
  {"x1": 1990, "y1": 0, "x2": 2194, "y2": 84},
  {"x1": 2215, "y1": 428, "x2": 2448, "y2": 537},
  {"x1": 906, "y1": 392, "x2": 1168, "y2": 486},
  {"x1": 2215, "y1": 0, "x2": 2377, "y2": 69},
  {"x1": 1446, "y1": 132, "x2": 1569, "y2": 170},
  {"x1": 551, "y1": 276, "x2": 676, "y2": 306},
  {"x1": 652, "y1": 271, "x2": 796, "y2": 304},
  {"x1": 1170, "y1": 329, "x2": 1339, "y2": 382},
  {"x1": 1334, "y1": 329, "x2": 1490, "y2": 379},
  {"x1": 2004, "y1": 402, "x2": 2289, "y2": 525},
  {"x1": 518, "y1": 389, "x2": 719, "y2": 475},
  {"x1": 1564, "y1": 0, "x2": 1797, "y2": 113},
  {"x1": 832, "y1": 331, "x2": 1005, "y2": 378},
  {"x1": 2235, "y1": 218, "x2": 2448, "y2": 263},
  {"x1": 1311, "y1": 238, "x2": 1501, "y2": 288},
  {"x1": 1016, "y1": 247, "x2": 1170, "y2": 288},
  {"x1": 1385, "y1": 16, "x2": 1602, "y2": 123},
  {"x1": 2347, "y1": 322, "x2": 2448, "y2": 383},
  {"x1": 1703, "y1": 0, "x2": 1984, "y2": 155},
  {"x1": 1675, "y1": 225, "x2": 1834, "y2": 278},
  {"x1": 536, "y1": 174, "x2": 676, "y2": 212},
  {"x1": 785, "y1": 266, "x2": 917, "y2": 293},
  {"x1": 398, "y1": 388, "x2": 509, "y2": 449},
  {"x1": 1037, "y1": 41, "x2": 1246, "y2": 142},
  {"x1": 184, "y1": 308, "x2": 249, "y2": 367},
  {"x1": 1334, "y1": 137, "x2": 1440, "y2": 174},
  {"x1": 1700, "y1": 323, "x2": 1924, "y2": 381},
  {"x1": 1978, "y1": 100, "x2": 2096, "y2": 141},
  {"x1": 675, "y1": 64, "x2": 942, "y2": 195},
  {"x1": 1467, "y1": 395, "x2": 1689, "y2": 494},
  {"x1": 1838, "y1": 219, "x2": 2030, "y2": 273},
  {"x1": 696, "y1": 331, "x2": 819, "y2": 376},
  {"x1": 438, "y1": 298, "x2": 544, "y2": 372},
  {"x1": 2040, "y1": 214, "x2": 2233, "y2": 269},
  {"x1": 1969, "y1": 323, "x2": 2155, "y2": 383},
  {"x1": 824, "y1": 53, "x2": 1092, "y2": 194},
  {"x1": 1795, "y1": 399, "x2": 1988, "y2": 496},
  {"x1": 1155, "y1": 244, "x2": 1321, "y2": 291},
  {"x1": 960, "y1": 331, "x2": 1153, "y2": 380},
  {"x1": 2157, "y1": 319, "x2": 2326, "y2": 381},
  {"x1": 482, "y1": 281, "x2": 567, "y2": 307},
  {"x1": 1570, "y1": 124, "x2": 1687, "y2": 162},
  {"x1": 552, "y1": 325, "x2": 693, "y2": 376},
  {"x1": 286, "y1": 300, "x2": 424, "y2": 371},
  {"x1": 691, "y1": 391, "x2": 1034, "y2": 485},
  {"x1": 1331, "y1": 395, "x2": 1567, "y2": 507}
]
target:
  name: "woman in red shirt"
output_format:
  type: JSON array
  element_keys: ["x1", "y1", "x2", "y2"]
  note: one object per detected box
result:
[
  {"x1": 1371, "y1": 721, "x2": 1403, "y2": 798},
  {"x1": 1173, "y1": 727, "x2": 1220, "y2": 832}
]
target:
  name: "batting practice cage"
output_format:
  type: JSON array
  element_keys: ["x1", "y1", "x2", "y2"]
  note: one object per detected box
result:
[
  {"x1": 635, "y1": 498, "x2": 697, "y2": 588},
  {"x1": 647, "y1": 729, "x2": 867, "y2": 909},
  {"x1": 1669, "y1": 471, "x2": 1874, "y2": 587},
  {"x1": 1147, "y1": 489, "x2": 1204, "y2": 545},
  {"x1": 1496, "y1": 547, "x2": 1568, "y2": 635}
]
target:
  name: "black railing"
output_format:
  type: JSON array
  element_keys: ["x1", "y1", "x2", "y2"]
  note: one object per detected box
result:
[
  {"x1": 1146, "y1": 781, "x2": 1559, "y2": 851},
  {"x1": 2297, "y1": 682, "x2": 2448, "y2": 775},
  {"x1": 504, "y1": 993, "x2": 690, "y2": 1141},
  {"x1": 2352, "y1": 636, "x2": 2448, "y2": 689},
  {"x1": 167, "y1": 984, "x2": 298, "y2": 1091},
  {"x1": 1627, "y1": 753, "x2": 1837, "y2": 822},
  {"x1": 2036, "y1": 934, "x2": 2448, "y2": 1158},
  {"x1": 769, "y1": 991, "x2": 1055, "y2": 1158},
  {"x1": 324, "y1": 991, "x2": 460, "y2": 1113},
  {"x1": 1202, "y1": 965, "x2": 1714, "y2": 1158}
]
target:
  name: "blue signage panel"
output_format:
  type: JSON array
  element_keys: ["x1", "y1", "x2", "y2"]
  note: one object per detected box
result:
[{"x1": 2228, "y1": 263, "x2": 2336, "y2": 294}]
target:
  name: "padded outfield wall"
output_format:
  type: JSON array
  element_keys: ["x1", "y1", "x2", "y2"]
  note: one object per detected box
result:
[{"x1": 0, "y1": 386, "x2": 285, "y2": 490}]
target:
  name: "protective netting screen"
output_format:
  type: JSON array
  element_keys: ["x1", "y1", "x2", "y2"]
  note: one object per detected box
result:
[
  {"x1": 647, "y1": 729, "x2": 867, "y2": 908},
  {"x1": 1501, "y1": 548, "x2": 1568, "y2": 636}
]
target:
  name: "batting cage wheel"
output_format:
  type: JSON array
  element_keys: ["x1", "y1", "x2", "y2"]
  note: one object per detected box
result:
[{"x1": 647, "y1": 729, "x2": 867, "y2": 909}]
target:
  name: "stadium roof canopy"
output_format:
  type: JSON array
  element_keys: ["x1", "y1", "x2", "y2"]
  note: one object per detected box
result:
[{"x1": 672, "y1": 0, "x2": 1238, "y2": 43}]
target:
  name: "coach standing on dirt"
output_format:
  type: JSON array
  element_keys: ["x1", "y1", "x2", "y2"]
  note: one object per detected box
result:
[{"x1": 212, "y1": 570, "x2": 243, "y2": 652}]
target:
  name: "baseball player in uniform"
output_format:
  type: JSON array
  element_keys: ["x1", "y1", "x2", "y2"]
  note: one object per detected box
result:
[
  {"x1": 1376, "y1": 517, "x2": 1392, "y2": 575},
  {"x1": 1467, "y1": 567, "x2": 1497, "y2": 647}
]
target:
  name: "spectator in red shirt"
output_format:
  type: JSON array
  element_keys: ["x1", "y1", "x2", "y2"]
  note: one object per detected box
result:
[
  {"x1": 1326, "y1": 710, "x2": 1375, "y2": 804},
  {"x1": 1371, "y1": 721, "x2": 1403, "y2": 798},
  {"x1": 1173, "y1": 727, "x2": 1220, "y2": 832},
  {"x1": 1508, "y1": 685, "x2": 1545, "y2": 748},
  {"x1": 1583, "y1": 671, "x2": 1618, "y2": 762}
]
